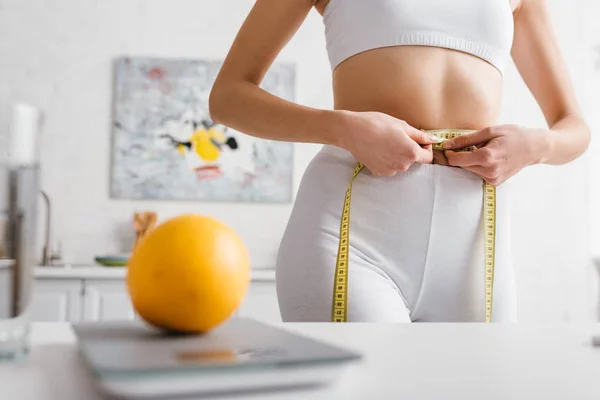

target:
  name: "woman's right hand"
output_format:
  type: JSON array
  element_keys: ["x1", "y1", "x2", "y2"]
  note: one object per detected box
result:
[{"x1": 339, "y1": 111, "x2": 441, "y2": 177}]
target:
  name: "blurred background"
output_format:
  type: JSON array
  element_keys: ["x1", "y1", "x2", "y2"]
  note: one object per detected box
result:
[{"x1": 0, "y1": 0, "x2": 598, "y2": 324}]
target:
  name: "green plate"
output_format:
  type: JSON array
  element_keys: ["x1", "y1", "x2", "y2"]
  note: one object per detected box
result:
[{"x1": 95, "y1": 256, "x2": 129, "y2": 267}]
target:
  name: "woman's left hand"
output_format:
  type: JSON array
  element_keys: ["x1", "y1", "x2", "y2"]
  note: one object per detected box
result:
[{"x1": 442, "y1": 125, "x2": 550, "y2": 186}]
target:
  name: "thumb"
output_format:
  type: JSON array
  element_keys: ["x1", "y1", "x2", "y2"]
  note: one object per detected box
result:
[
  {"x1": 442, "y1": 127, "x2": 501, "y2": 149},
  {"x1": 413, "y1": 143, "x2": 434, "y2": 164},
  {"x1": 406, "y1": 127, "x2": 444, "y2": 145}
]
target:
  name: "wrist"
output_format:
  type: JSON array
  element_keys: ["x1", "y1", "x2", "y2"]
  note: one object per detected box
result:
[
  {"x1": 318, "y1": 109, "x2": 358, "y2": 150},
  {"x1": 531, "y1": 128, "x2": 556, "y2": 165}
]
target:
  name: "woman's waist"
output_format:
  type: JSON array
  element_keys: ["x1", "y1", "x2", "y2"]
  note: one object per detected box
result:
[
  {"x1": 331, "y1": 94, "x2": 500, "y2": 130},
  {"x1": 317, "y1": 143, "x2": 483, "y2": 183},
  {"x1": 331, "y1": 51, "x2": 503, "y2": 129},
  {"x1": 318, "y1": 125, "x2": 481, "y2": 178},
  {"x1": 306, "y1": 145, "x2": 514, "y2": 218}
]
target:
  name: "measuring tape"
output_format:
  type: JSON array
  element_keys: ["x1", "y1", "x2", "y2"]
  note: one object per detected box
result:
[{"x1": 331, "y1": 129, "x2": 496, "y2": 323}]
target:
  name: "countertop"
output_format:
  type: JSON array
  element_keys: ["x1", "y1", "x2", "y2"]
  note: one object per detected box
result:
[
  {"x1": 33, "y1": 265, "x2": 276, "y2": 281},
  {"x1": 1, "y1": 260, "x2": 275, "y2": 281},
  {"x1": 1, "y1": 322, "x2": 599, "y2": 400}
]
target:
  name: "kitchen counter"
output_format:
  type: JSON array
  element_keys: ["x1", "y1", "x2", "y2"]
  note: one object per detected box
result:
[
  {"x1": 0, "y1": 322, "x2": 599, "y2": 399},
  {"x1": 33, "y1": 265, "x2": 276, "y2": 281},
  {"x1": 2, "y1": 260, "x2": 276, "y2": 282}
]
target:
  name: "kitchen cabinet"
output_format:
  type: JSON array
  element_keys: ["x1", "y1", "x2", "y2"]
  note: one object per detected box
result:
[
  {"x1": 83, "y1": 280, "x2": 136, "y2": 322},
  {"x1": 29, "y1": 268, "x2": 280, "y2": 324},
  {"x1": 29, "y1": 280, "x2": 83, "y2": 322}
]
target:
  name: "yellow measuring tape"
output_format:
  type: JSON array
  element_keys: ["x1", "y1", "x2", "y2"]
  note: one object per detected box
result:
[{"x1": 331, "y1": 129, "x2": 496, "y2": 323}]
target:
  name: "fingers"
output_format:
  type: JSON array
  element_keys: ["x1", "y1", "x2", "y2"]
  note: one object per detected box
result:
[
  {"x1": 369, "y1": 169, "x2": 397, "y2": 177},
  {"x1": 462, "y1": 165, "x2": 487, "y2": 179},
  {"x1": 367, "y1": 145, "x2": 433, "y2": 177},
  {"x1": 442, "y1": 126, "x2": 503, "y2": 150},
  {"x1": 445, "y1": 147, "x2": 494, "y2": 167},
  {"x1": 405, "y1": 127, "x2": 445, "y2": 145},
  {"x1": 413, "y1": 145, "x2": 434, "y2": 164},
  {"x1": 462, "y1": 165, "x2": 503, "y2": 186}
]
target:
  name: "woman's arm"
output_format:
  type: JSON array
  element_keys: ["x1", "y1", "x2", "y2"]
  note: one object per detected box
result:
[
  {"x1": 209, "y1": 0, "x2": 438, "y2": 176},
  {"x1": 510, "y1": 0, "x2": 590, "y2": 165},
  {"x1": 209, "y1": 0, "x2": 346, "y2": 148},
  {"x1": 443, "y1": 0, "x2": 591, "y2": 185}
]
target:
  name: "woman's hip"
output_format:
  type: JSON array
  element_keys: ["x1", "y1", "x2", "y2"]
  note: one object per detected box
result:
[
  {"x1": 285, "y1": 144, "x2": 512, "y2": 248},
  {"x1": 276, "y1": 144, "x2": 515, "y2": 321},
  {"x1": 278, "y1": 144, "x2": 513, "y2": 283}
]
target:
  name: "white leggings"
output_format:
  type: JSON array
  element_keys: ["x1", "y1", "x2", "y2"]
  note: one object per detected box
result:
[{"x1": 276, "y1": 145, "x2": 518, "y2": 322}]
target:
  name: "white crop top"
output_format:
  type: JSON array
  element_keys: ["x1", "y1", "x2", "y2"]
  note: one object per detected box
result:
[{"x1": 323, "y1": 0, "x2": 515, "y2": 74}]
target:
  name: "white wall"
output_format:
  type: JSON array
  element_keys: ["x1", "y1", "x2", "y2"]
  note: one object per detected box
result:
[
  {"x1": 497, "y1": 0, "x2": 595, "y2": 323},
  {"x1": 584, "y1": 0, "x2": 600, "y2": 321},
  {"x1": 0, "y1": 0, "x2": 328, "y2": 268},
  {"x1": 0, "y1": 0, "x2": 597, "y2": 322}
]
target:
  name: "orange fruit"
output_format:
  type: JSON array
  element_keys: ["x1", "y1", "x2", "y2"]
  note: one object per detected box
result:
[{"x1": 126, "y1": 214, "x2": 250, "y2": 333}]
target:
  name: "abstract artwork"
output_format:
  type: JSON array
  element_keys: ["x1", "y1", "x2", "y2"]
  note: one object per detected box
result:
[{"x1": 110, "y1": 57, "x2": 295, "y2": 202}]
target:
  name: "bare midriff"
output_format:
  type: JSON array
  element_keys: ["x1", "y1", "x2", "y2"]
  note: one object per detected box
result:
[
  {"x1": 315, "y1": 3, "x2": 506, "y2": 165},
  {"x1": 331, "y1": 47, "x2": 504, "y2": 165},
  {"x1": 332, "y1": 46, "x2": 503, "y2": 130}
]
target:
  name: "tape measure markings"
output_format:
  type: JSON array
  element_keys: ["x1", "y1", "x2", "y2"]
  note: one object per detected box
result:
[
  {"x1": 484, "y1": 181, "x2": 496, "y2": 323},
  {"x1": 331, "y1": 130, "x2": 496, "y2": 323},
  {"x1": 331, "y1": 162, "x2": 363, "y2": 323}
]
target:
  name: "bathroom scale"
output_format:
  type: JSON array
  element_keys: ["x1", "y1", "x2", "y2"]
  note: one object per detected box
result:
[{"x1": 73, "y1": 317, "x2": 362, "y2": 399}]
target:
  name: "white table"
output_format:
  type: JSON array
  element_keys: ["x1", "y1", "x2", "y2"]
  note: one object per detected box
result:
[{"x1": 1, "y1": 323, "x2": 599, "y2": 400}]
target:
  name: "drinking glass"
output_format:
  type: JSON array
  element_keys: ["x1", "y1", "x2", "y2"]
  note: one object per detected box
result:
[{"x1": 0, "y1": 103, "x2": 42, "y2": 361}]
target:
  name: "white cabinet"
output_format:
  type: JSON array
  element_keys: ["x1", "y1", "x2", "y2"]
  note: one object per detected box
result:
[
  {"x1": 29, "y1": 272, "x2": 280, "y2": 324},
  {"x1": 0, "y1": 266, "x2": 11, "y2": 318},
  {"x1": 29, "y1": 280, "x2": 83, "y2": 322},
  {"x1": 238, "y1": 282, "x2": 281, "y2": 324},
  {"x1": 83, "y1": 280, "x2": 136, "y2": 322}
]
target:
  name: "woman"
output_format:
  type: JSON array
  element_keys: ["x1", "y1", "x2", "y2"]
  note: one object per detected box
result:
[{"x1": 209, "y1": 0, "x2": 590, "y2": 322}]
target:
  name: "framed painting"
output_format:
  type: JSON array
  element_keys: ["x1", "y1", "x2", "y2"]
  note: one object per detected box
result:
[{"x1": 110, "y1": 57, "x2": 295, "y2": 203}]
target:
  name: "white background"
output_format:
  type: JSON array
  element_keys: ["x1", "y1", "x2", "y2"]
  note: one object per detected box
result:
[{"x1": 0, "y1": 0, "x2": 598, "y2": 323}]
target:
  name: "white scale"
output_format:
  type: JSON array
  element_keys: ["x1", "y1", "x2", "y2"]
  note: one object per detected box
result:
[{"x1": 73, "y1": 317, "x2": 362, "y2": 399}]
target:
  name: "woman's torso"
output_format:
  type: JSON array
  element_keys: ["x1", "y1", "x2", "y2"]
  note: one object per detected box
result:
[{"x1": 316, "y1": 0, "x2": 517, "y2": 131}]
